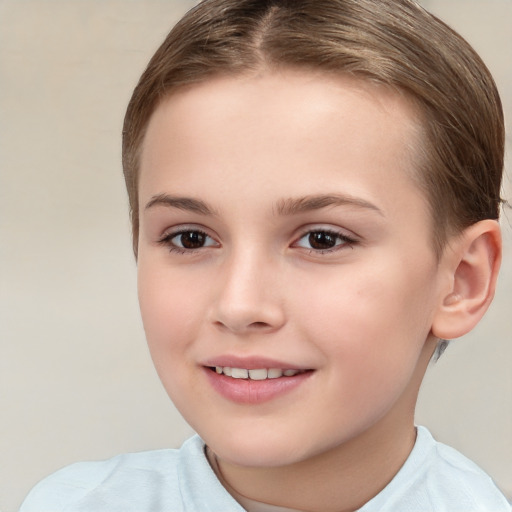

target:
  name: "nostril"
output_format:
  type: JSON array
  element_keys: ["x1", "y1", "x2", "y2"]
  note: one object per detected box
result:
[{"x1": 249, "y1": 321, "x2": 271, "y2": 329}]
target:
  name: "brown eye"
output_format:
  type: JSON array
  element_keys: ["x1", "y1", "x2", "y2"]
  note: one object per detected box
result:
[
  {"x1": 308, "y1": 231, "x2": 338, "y2": 250},
  {"x1": 294, "y1": 229, "x2": 356, "y2": 253},
  {"x1": 161, "y1": 229, "x2": 218, "y2": 252},
  {"x1": 177, "y1": 231, "x2": 207, "y2": 249}
]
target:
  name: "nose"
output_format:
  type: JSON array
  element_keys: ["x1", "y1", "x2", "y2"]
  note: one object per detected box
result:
[{"x1": 209, "y1": 248, "x2": 286, "y2": 335}]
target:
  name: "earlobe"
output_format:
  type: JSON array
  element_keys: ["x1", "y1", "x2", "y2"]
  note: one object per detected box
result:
[{"x1": 432, "y1": 220, "x2": 502, "y2": 340}]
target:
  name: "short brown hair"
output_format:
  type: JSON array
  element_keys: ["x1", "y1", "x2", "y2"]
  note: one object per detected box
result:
[{"x1": 122, "y1": 0, "x2": 504, "y2": 257}]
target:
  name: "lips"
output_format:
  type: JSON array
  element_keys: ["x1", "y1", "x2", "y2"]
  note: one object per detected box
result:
[
  {"x1": 212, "y1": 366, "x2": 307, "y2": 380},
  {"x1": 202, "y1": 356, "x2": 314, "y2": 404}
]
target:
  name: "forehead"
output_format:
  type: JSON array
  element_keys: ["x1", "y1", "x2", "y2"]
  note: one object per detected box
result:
[
  {"x1": 139, "y1": 69, "x2": 427, "y2": 219},
  {"x1": 142, "y1": 70, "x2": 421, "y2": 152}
]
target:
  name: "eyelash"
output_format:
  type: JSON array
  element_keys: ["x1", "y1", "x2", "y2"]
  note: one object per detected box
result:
[
  {"x1": 157, "y1": 229, "x2": 217, "y2": 255},
  {"x1": 157, "y1": 228, "x2": 358, "y2": 255},
  {"x1": 294, "y1": 229, "x2": 357, "y2": 254}
]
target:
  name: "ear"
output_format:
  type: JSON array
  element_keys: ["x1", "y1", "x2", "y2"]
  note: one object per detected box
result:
[{"x1": 432, "y1": 219, "x2": 502, "y2": 340}]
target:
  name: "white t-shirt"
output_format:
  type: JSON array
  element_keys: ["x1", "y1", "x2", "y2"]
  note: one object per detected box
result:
[{"x1": 20, "y1": 426, "x2": 511, "y2": 512}]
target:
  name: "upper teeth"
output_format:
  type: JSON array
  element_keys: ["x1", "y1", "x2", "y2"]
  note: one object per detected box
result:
[{"x1": 215, "y1": 367, "x2": 303, "y2": 380}]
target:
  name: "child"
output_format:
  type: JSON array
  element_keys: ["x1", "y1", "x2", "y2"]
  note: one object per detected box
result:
[{"x1": 21, "y1": 0, "x2": 510, "y2": 510}]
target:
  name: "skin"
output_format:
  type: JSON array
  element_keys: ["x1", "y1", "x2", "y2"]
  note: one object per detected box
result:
[{"x1": 135, "y1": 69, "x2": 495, "y2": 511}]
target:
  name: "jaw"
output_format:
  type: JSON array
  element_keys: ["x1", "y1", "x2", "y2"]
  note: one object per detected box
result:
[{"x1": 208, "y1": 335, "x2": 438, "y2": 512}]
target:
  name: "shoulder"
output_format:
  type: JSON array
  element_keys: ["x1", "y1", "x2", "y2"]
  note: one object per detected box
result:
[
  {"x1": 21, "y1": 436, "x2": 243, "y2": 512},
  {"x1": 360, "y1": 426, "x2": 511, "y2": 512},
  {"x1": 419, "y1": 426, "x2": 510, "y2": 507},
  {"x1": 20, "y1": 437, "x2": 193, "y2": 512}
]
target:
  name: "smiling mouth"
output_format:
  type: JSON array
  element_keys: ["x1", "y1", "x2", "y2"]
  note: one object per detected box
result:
[
  {"x1": 209, "y1": 366, "x2": 310, "y2": 380},
  {"x1": 204, "y1": 365, "x2": 314, "y2": 403}
]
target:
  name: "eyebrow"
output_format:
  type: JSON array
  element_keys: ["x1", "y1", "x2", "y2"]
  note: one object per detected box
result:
[
  {"x1": 144, "y1": 193, "x2": 383, "y2": 218},
  {"x1": 275, "y1": 194, "x2": 384, "y2": 217},
  {"x1": 144, "y1": 194, "x2": 217, "y2": 216}
]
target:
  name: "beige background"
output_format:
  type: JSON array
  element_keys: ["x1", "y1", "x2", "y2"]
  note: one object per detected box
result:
[{"x1": 1, "y1": 1, "x2": 510, "y2": 511}]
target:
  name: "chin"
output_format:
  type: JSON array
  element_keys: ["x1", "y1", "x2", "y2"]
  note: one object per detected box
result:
[
  {"x1": 215, "y1": 441, "x2": 302, "y2": 468},
  {"x1": 200, "y1": 423, "x2": 332, "y2": 468}
]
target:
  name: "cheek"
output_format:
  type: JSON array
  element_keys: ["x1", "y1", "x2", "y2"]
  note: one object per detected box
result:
[
  {"x1": 297, "y1": 267, "x2": 430, "y2": 338},
  {"x1": 137, "y1": 262, "x2": 209, "y2": 414},
  {"x1": 293, "y1": 275, "x2": 431, "y2": 436},
  {"x1": 137, "y1": 263, "x2": 203, "y2": 358},
  {"x1": 294, "y1": 258, "x2": 437, "y2": 381}
]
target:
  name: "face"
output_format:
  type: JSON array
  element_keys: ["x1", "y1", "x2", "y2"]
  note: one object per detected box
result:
[{"x1": 137, "y1": 70, "x2": 445, "y2": 468}]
